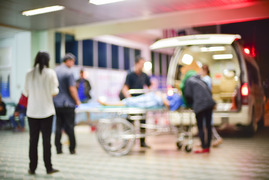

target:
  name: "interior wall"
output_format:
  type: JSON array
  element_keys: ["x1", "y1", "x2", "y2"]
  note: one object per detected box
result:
[
  {"x1": 31, "y1": 30, "x2": 56, "y2": 68},
  {"x1": 0, "y1": 31, "x2": 31, "y2": 102}
]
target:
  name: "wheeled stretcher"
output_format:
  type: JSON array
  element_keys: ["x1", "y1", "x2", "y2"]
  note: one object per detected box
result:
[{"x1": 76, "y1": 103, "x2": 195, "y2": 156}]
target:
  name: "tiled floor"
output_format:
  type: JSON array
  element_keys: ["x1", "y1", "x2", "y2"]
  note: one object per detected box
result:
[{"x1": 0, "y1": 125, "x2": 269, "y2": 180}]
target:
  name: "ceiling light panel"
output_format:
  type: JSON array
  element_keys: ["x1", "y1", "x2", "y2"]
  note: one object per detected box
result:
[
  {"x1": 22, "y1": 5, "x2": 65, "y2": 16},
  {"x1": 89, "y1": 0, "x2": 126, "y2": 5},
  {"x1": 213, "y1": 54, "x2": 233, "y2": 60},
  {"x1": 200, "y1": 46, "x2": 226, "y2": 52}
]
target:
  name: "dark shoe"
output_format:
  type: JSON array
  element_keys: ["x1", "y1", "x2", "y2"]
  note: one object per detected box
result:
[
  {"x1": 194, "y1": 148, "x2": 210, "y2": 154},
  {"x1": 140, "y1": 143, "x2": 151, "y2": 148},
  {"x1": 57, "y1": 150, "x2": 63, "y2": 154},
  {"x1": 28, "y1": 169, "x2": 35, "y2": 175},
  {"x1": 47, "y1": 169, "x2": 59, "y2": 174},
  {"x1": 70, "y1": 150, "x2": 76, "y2": 154}
]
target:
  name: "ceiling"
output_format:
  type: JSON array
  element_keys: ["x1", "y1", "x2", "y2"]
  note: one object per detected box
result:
[{"x1": 0, "y1": 0, "x2": 269, "y2": 43}]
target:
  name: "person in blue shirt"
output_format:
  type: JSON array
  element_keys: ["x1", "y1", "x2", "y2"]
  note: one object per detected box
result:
[{"x1": 76, "y1": 69, "x2": 92, "y2": 103}]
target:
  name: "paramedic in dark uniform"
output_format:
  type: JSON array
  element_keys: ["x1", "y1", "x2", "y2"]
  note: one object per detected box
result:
[{"x1": 122, "y1": 56, "x2": 151, "y2": 148}]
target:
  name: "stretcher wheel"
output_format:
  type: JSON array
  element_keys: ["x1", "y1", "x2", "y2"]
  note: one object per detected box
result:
[
  {"x1": 96, "y1": 118, "x2": 135, "y2": 156},
  {"x1": 184, "y1": 144, "x2": 192, "y2": 153},
  {"x1": 176, "y1": 142, "x2": 183, "y2": 149}
]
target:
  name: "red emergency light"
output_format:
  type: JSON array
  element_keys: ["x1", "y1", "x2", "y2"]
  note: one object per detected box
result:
[
  {"x1": 244, "y1": 48, "x2": 250, "y2": 55},
  {"x1": 243, "y1": 47, "x2": 256, "y2": 57},
  {"x1": 241, "y1": 83, "x2": 249, "y2": 105}
]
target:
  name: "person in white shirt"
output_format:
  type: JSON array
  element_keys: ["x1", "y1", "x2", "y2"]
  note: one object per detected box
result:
[{"x1": 23, "y1": 51, "x2": 59, "y2": 175}]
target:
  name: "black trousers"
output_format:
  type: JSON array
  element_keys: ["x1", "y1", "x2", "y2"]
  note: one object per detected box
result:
[
  {"x1": 55, "y1": 107, "x2": 76, "y2": 152},
  {"x1": 28, "y1": 116, "x2": 53, "y2": 172},
  {"x1": 195, "y1": 108, "x2": 212, "y2": 149}
]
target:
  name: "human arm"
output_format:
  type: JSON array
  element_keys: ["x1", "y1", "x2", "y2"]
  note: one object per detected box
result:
[
  {"x1": 67, "y1": 72, "x2": 81, "y2": 106},
  {"x1": 50, "y1": 70, "x2": 59, "y2": 97},
  {"x1": 162, "y1": 96, "x2": 170, "y2": 108},
  {"x1": 122, "y1": 84, "x2": 131, "y2": 98},
  {"x1": 97, "y1": 98, "x2": 124, "y2": 106},
  {"x1": 69, "y1": 86, "x2": 81, "y2": 106},
  {"x1": 23, "y1": 73, "x2": 29, "y2": 98},
  {"x1": 85, "y1": 79, "x2": 91, "y2": 91}
]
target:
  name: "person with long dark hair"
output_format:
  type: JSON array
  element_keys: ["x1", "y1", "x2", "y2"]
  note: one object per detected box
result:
[{"x1": 23, "y1": 51, "x2": 59, "y2": 175}]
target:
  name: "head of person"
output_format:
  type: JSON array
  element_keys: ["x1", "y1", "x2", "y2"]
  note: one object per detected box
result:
[
  {"x1": 80, "y1": 69, "x2": 85, "y2": 78},
  {"x1": 34, "y1": 51, "x2": 50, "y2": 74},
  {"x1": 63, "y1": 53, "x2": 76, "y2": 68},
  {"x1": 201, "y1": 64, "x2": 210, "y2": 76},
  {"x1": 134, "y1": 56, "x2": 146, "y2": 73}
]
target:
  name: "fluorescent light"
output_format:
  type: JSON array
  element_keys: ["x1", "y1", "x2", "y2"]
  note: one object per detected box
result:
[
  {"x1": 150, "y1": 34, "x2": 241, "y2": 50},
  {"x1": 89, "y1": 0, "x2": 126, "y2": 5},
  {"x1": 200, "y1": 46, "x2": 226, "y2": 52},
  {"x1": 182, "y1": 54, "x2": 193, "y2": 65},
  {"x1": 213, "y1": 54, "x2": 233, "y2": 60},
  {"x1": 22, "y1": 5, "x2": 65, "y2": 16}
]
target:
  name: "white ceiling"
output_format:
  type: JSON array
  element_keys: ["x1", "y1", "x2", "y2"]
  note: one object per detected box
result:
[{"x1": 0, "y1": 0, "x2": 269, "y2": 44}]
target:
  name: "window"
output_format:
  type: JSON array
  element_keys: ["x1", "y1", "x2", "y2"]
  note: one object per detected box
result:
[
  {"x1": 55, "y1": 32, "x2": 61, "y2": 64},
  {"x1": 135, "y1": 49, "x2": 140, "y2": 57},
  {"x1": 112, "y1": 45, "x2": 119, "y2": 69},
  {"x1": 83, "y1": 40, "x2": 93, "y2": 66},
  {"x1": 124, "y1": 47, "x2": 130, "y2": 70},
  {"x1": 98, "y1": 42, "x2": 107, "y2": 68},
  {"x1": 65, "y1": 34, "x2": 78, "y2": 65}
]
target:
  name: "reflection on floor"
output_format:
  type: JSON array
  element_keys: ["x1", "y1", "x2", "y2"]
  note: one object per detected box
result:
[{"x1": 0, "y1": 125, "x2": 269, "y2": 180}]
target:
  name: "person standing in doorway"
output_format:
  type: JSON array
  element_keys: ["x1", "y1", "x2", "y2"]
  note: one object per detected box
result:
[
  {"x1": 54, "y1": 53, "x2": 81, "y2": 155},
  {"x1": 23, "y1": 51, "x2": 59, "y2": 175},
  {"x1": 122, "y1": 56, "x2": 151, "y2": 148}
]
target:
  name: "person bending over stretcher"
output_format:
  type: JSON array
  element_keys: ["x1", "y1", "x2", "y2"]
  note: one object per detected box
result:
[{"x1": 98, "y1": 91, "x2": 183, "y2": 111}]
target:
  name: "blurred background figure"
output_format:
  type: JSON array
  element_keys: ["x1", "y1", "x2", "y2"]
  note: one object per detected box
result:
[
  {"x1": 121, "y1": 56, "x2": 152, "y2": 148},
  {"x1": 76, "y1": 69, "x2": 92, "y2": 103},
  {"x1": 54, "y1": 53, "x2": 81, "y2": 155},
  {"x1": 9, "y1": 94, "x2": 27, "y2": 132},
  {"x1": 0, "y1": 94, "x2": 6, "y2": 116},
  {"x1": 200, "y1": 65, "x2": 223, "y2": 147},
  {"x1": 23, "y1": 51, "x2": 59, "y2": 175},
  {"x1": 0, "y1": 94, "x2": 7, "y2": 128},
  {"x1": 76, "y1": 69, "x2": 93, "y2": 130}
]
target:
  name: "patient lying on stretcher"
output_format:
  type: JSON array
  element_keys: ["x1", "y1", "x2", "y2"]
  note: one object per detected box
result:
[{"x1": 98, "y1": 91, "x2": 183, "y2": 111}]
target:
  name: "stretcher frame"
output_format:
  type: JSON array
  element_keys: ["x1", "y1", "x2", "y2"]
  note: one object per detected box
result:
[{"x1": 76, "y1": 106, "x2": 195, "y2": 156}]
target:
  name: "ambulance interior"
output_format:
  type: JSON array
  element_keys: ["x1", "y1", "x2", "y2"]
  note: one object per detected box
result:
[{"x1": 174, "y1": 45, "x2": 241, "y2": 112}]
